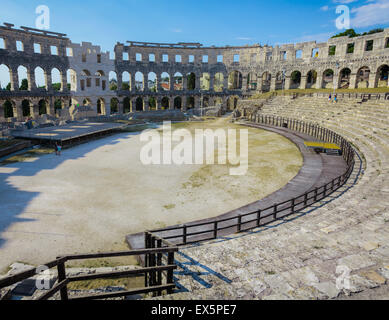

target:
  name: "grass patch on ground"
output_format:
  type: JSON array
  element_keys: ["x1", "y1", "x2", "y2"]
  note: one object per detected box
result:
[
  {"x1": 0, "y1": 148, "x2": 54, "y2": 165},
  {"x1": 250, "y1": 88, "x2": 389, "y2": 100},
  {"x1": 67, "y1": 275, "x2": 145, "y2": 291}
]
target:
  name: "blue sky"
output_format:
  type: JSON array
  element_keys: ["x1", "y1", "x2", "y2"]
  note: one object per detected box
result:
[{"x1": 1, "y1": 0, "x2": 389, "y2": 52}]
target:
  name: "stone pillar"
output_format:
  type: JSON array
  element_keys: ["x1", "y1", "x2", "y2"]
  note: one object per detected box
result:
[
  {"x1": 270, "y1": 76, "x2": 277, "y2": 91},
  {"x1": 169, "y1": 97, "x2": 174, "y2": 110},
  {"x1": 223, "y1": 74, "x2": 228, "y2": 91},
  {"x1": 61, "y1": 73, "x2": 68, "y2": 92},
  {"x1": 117, "y1": 73, "x2": 123, "y2": 91},
  {"x1": 170, "y1": 74, "x2": 175, "y2": 91},
  {"x1": 349, "y1": 73, "x2": 357, "y2": 89},
  {"x1": 299, "y1": 76, "x2": 307, "y2": 89},
  {"x1": 117, "y1": 100, "x2": 123, "y2": 114},
  {"x1": 182, "y1": 96, "x2": 187, "y2": 111},
  {"x1": 157, "y1": 75, "x2": 162, "y2": 92},
  {"x1": 183, "y1": 76, "x2": 188, "y2": 91},
  {"x1": 27, "y1": 69, "x2": 36, "y2": 91},
  {"x1": 130, "y1": 73, "x2": 136, "y2": 93},
  {"x1": 14, "y1": 101, "x2": 23, "y2": 121},
  {"x1": 284, "y1": 77, "x2": 291, "y2": 90},
  {"x1": 131, "y1": 98, "x2": 137, "y2": 112},
  {"x1": 11, "y1": 68, "x2": 19, "y2": 91},
  {"x1": 195, "y1": 75, "x2": 200, "y2": 91},
  {"x1": 316, "y1": 75, "x2": 323, "y2": 89},
  {"x1": 143, "y1": 97, "x2": 149, "y2": 111},
  {"x1": 156, "y1": 97, "x2": 162, "y2": 110},
  {"x1": 368, "y1": 72, "x2": 377, "y2": 88},
  {"x1": 31, "y1": 103, "x2": 39, "y2": 119},
  {"x1": 45, "y1": 72, "x2": 52, "y2": 91},
  {"x1": 209, "y1": 74, "x2": 214, "y2": 92},
  {"x1": 194, "y1": 96, "x2": 200, "y2": 109}
]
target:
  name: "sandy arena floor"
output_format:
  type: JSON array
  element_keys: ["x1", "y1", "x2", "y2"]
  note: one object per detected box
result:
[{"x1": 0, "y1": 119, "x2": 302, "y2": 271}]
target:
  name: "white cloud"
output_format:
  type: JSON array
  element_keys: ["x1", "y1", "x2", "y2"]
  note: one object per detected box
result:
[
  {"x1": 351, "y1": 0, "x2": 389, "y2": 28},
  {"x1": 295, "y1": 32, "x2": 333, "y2": 43},
  {"x1": 321, "y1": 5, "x2": 329, "y2": 11},
  {"x1": 332, "y1": 0, "x2": 358, "y2": 3},
  {"x1": 171, "y1": 28, "x2": 182, "y2": 33},
  {"x1": 236, "y1": 37, "x2": 252, "y2": 40}
]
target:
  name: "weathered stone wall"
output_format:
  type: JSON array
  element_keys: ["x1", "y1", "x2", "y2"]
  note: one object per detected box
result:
[{"x1": 1, "y1": 22, "x2": 388, "y2": 123}]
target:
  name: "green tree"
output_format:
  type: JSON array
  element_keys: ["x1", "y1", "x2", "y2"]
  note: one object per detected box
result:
[{"x1": 19, "y1": 78, "x2": 28, "y2": 90}]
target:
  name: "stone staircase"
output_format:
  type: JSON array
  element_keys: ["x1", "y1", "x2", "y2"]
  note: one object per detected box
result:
[{"x1": 155, "y1": 95, "x2": 389, "y2": 300}]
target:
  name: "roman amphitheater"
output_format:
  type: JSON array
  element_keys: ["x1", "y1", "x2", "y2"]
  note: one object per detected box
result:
[{"x1": 0, "y1": 22, "x2": 389, "y2": 300}]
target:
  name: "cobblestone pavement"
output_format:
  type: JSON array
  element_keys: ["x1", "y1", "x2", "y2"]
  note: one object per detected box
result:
[{"x1": 156, "y1": 97, "x2": 389, "y2": 300}]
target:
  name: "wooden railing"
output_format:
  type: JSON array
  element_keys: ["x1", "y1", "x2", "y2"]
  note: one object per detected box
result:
[
  {"x1": 147, "y1": 115, "x2": 356, "y2": 246},
  {"x1": 0, "y1": 241, "x2": 178, "y2": 300}
]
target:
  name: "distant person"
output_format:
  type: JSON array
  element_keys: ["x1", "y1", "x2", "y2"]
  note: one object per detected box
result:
[
  {"x1": 334, "y1": 95, "x2": 338, "y2": 103},
  {"x1": 328, "y1": 94, "x2": 332, "y2": 102},
  {"x1": 55, "y1": 142, "x2": 62, "y2": 156}
]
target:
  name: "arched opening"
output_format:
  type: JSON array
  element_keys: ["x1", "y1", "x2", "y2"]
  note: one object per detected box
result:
[
  {"x1": 173, "y1": 72, "x2": 183, "y2": 91},
  {"x1": 38, "y1": 99, "x2": 47, "y2": 115},
  {"x1": 135, "y1": 72, "x2": 144, "y2": 91},
  {"x1": 54, "y1": 99, "x2": 63, "y2": 115},
  {"x1": 339, "y1": 68, "x2": 351, "y2": 89},
  {"x1": 214, "y1": 73, "x2": 224, "y2": 92},
  {"x1": 187, "y1": 73, "x2": 196, "y2": 90},
  {"x1": 95, "y1": 70, "x2": 105, "y2": 90},
  {"x1": 174, "y1": 97, "x2": 182, "y2": 110},
  {"x1": 136, "y1": 97, "x2": 144, "y2": 111},
  {"x1": 110, "y1": 98, "x2": 119, "y2": 114},
  {"x1": 67, "y1": 69, "x2": 77, "y2": 91},
  {"x1": 22, "y1": 99, "x2": 30, "y2": 117},
  {"x1": 227, "y1": 96, "x2": 238, "y2": 111},
  {"x1": 377, "y1": 65, "x2": 389, "y2": 87},
  {"x1": 97, "y1": 98, "x2": 105, "y2": 115},
  {"x1": 247, "y1": 72, "x2": 258, "y2": 91},
  {"x1": 356, "y1": 66, "x2": 370, "y2": 88},
  {"x1": 186, "y1": 96, "x2": 195, "y2": 109},
  {"x1": 83, "y1": 98, "x2": 92, "y2": 106},
  {"x1": 161, "y1": 72, "x2": 170, "y2": 91},
  {"x1": 214, "y1": 97, "x2": 223, "y2": 107},
  {"x1": 261, "y1": 72, "x2": 271, "y2": 92},
  {"x1": 51, "y1": 68, "x2": 61, "y2": 91},
  {"x1": 35, "y1": 67, "x2": 46, "y2": 89},
  {"x1": 202, "y1": 96, "x2": 209, "y2": 108},
  {"x1": 109, "y1": 71, "x2": 118, "y2": 91},
  {"x1": 200, "y1": 73, "x2": 210, "y2": 91},
  {"x1": 290, "y1": 71, "x2": 301, "y2": 89},
  {"x1": 148, "y1": 72, "x2": 157, "y2": 92},
  {"x1": 3, "y1": 100, "x2": 14, "y2": 118},
  {"x1": 149, "y1": 97, "x2": 157, "y2": 110},
  {"x1": 0, "y1": 64, "x2": 11, "y2": 90},
  {"x1": 322, "y1": 69, "x2": 334, "y2": 88},
  {"x1": 17, "y1": 66, "x2": 28, "y2": 90},
  {"x1": 122, "y1": 71, "x2": 131, "y2": 90},
  {"x1": 228, "y1": 71, "x2": 242, "y2": 90},
  {"x1": 161, "y1": 97, "x2": 169, "y2": 110},
  {"x1": 123, "y1": 97, "x2": 131, "y2": 113},
  {"x1": 306, "y1": 70, "x2": 317, "y2": 88}
]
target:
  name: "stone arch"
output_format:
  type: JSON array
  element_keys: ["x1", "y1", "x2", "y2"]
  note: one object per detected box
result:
[
  {"x1": 123, "y1": 97, "x2": 131, "y2": 113},
  {"x1": 261, "y1": 71, "x2": 271, "y2": 92},
  {"x1": 228, "y1": 71, "x2": 242, "y2": 90},
  {"x1": 109, "y1": 71, "x2": 118, "y2": 91},
  {"x1": 200, "y1": 72, "x2": 210, "y2": 91},
  {"x1": 161, "y1": 72, "x2": 170, "y2": 91},
  {"x1": 247, "y1": 72, "x2": 258, "y2": 91},
  {"x1": 67, "y1": 69, "x2": 77, "y2": 91},
  {"x1": 97, "y1": 98, "x2": 106, "y2": 115},
  {"x1": 35, "y1": 66, "x2": 46, "y2": 89},
  {"x1": 356, "y1": 66, "x2": 370, "y2": 88},
  {"x1": 51, "y1": 68, "x2": 62, "y2": 91},
  {"x1": 187, "y1": 73, "x2": 196, "y2": 90},
  {"x1": 322, "y1": 69, "x2": 334, "y2": 89},
  {"x1": 54, "y1": 99, "x2": 64, "y2": 114},
  {"x1": 290, "y1": 71, "x2": 301, "y2": 89},
  {"x1": 275, "y1": 71, "x2": 284, "y2": 90},
  {"x1": 122, "y1": 71, "x2": 131, "y2": 90},
  {"x1": 174, "y1": 72, "x2": 183, "y2": 91},
  {"x1": 17, "y1": 65, "x2": 28, "y2": 90},
  {"x1": 0, "y1": 64, "x2": 11, "y2": 90},
  {"x1": 306, "y1": 70, "x2": 317, "y2": 88},
  {"x1": 161, "y1": 97, "x2": 170, "y2": 110},
  {"x1": 214, "y1": 73, "x2": 224, "y2": 92},
  {"x1": 135, "y1": 97, "x2": 144, "y2": 111},
  {"x1": 83, "y1": 98, "x2": 92, "y2": 106},
  {"x1": 135, "y1": 72, "x2": 144, "y2": 91},
  {"x1": 339, "y1": 68, "x2": 351, "y2": 89},
  {"x1": 202, "y1": 96, "x2": 209, "y2": 108},
  {"x1": 149, "y1": 97, "x2": 157, "y2": 110},
  {"x1": 3, "y1": 100, "x2": 14, "y2": 118},
  {"x1": 110, "y1": 97, "x2": 119, "y2": 114},
  {"x1": 38, "y1": 99, "x2": 48, "y2": 115},
  {"x1": 376, "y1": 65, "x2": 389, "y2": 87},
  {"x1": 227, "y1": 96, "x2": 238, "y2": 111},
  {"x1": 21, "y1": 99, "x2": 31, "y2": 117},
  {"x1": 174, "y1": 97, "x2": 182, "y2": 110},
  {"x1": 214, "y1": 97, "x2": 223, "y2": 106},
  {"x1": 186, "y1": 96, "x2": 195, "y2": 109},
  {"x1": 148, "y1": 72, "x2": 157, "y2": 92}
]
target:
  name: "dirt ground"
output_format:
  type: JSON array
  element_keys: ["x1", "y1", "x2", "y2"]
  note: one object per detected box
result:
[{"x1": 0, "y1": 119, "x2": 302, "y2": 272}]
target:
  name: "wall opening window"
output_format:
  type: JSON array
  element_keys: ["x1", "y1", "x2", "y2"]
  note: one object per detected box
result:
[
  {"x1": 97, "y1": 54, "x2": 101, "y2": 63},
  {"x1": 175, "y1": 55, "x2": 182, "y2": 63},
  {"x1": 86, "y1": 78, "x2": 91, "y2": 87},
  {"x1": 266, "y1": 52, "x2": 272, "y2": 61},
  {"x1": 34, "y1": 43, "x2": 42, "y2": 54},
  {"x1": 233, "y1": 54, "x2": 240, "y2": 63},
  {"x1": 188, "y1": 55, "x2": 194, "y2": 63},
  {"x1": 217, "y1": 55, "x2": 223, "y2": 63},
  {"x1": 82, "y1": 53, "x2": 87, "y2": 62},
  {"x1": 347, "y1": 43, "x2": 355, "y2": 54},
  {"x1": 365, "y1": 40, "x2": 374, "y2": 51},
  {"x1": 0, "y1": 38, "x2": 5, "y2": 49},
  {"x1": 385, "y1": 38, "x2": 389, "y2": 48},
  {"x1": 202, "y1": 55, "x2": 208, "y2": 63},
  {"x1": 328, "y1": 45, "x2": 336, "y2": 56},
  {"x1": 162, "y1": 54, "x2": 169, "y2": 62},
  {"x1": 51, "y1": 46, "x2": 58, "y2": 55},
  {"x1": 123, "y1": 52, "x2": 129, "y2": 61},
  {"x1": 136, "y1": 53, "x2": 142, "y2": 61},
  {"x1": 295, "y1": 50, "x2": 302, "y2": 59},
  {"x1": 250, "y1": 54, "x2": 257, "y2": 63},
  {"x1": 312, "y1": 48, "x2": 319, "y2": 58},
  {"x1": 66, "y1": 47, "x2": 73, "y2": 57},
  {"x1": 80, "y1": 79, "x2": 85, "y2": 91},
  {"x1": 149, "y1": 54, "x2": 155, "y2": 62},
  {"x1": 16, "y1": 41, "x2": 24, "y2": 52}
]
